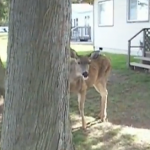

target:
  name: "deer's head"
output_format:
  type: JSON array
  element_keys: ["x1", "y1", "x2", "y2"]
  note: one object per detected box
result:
[{"x1": 70, "y1": 48, "x2": 102, "y2": 78}]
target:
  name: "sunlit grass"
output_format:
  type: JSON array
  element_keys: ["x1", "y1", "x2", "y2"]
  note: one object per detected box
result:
[
  {"x1": 0, "y1": 33, "x2": 7, "y2": 62},
  {"x1": 70, "y1": 44, "x2": 150, "y2": 149}
]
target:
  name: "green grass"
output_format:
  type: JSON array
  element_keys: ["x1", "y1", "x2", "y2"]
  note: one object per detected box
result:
[
  {"x1": 1, "y1": 34, "x2": 150, "y2": 150},
  {"x1": 0, "y1": 34, "x2": 138, "y2": 70},
  {"x1": 71, "y1": 45, "x2": 139, "y2": 70},
  {"x1": 0, "y1": 33, "x2": 7, "y2": 63},
  {"x1": 70, "y1": 46, "x2": 150, "y2": 150}
]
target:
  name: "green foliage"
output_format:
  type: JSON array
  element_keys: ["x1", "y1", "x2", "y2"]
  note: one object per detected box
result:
[
  {"x1": 0, "y1": 0, "x2": 9, "y2": 25},
  {"x1": 72, "y1": 0, "x2": 94, "y2": 4},
  {"x1": 0, "y1": 0, "x2": 94, "y2": 25}
]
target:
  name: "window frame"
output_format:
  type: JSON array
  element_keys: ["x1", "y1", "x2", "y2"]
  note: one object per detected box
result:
[
  {"x1": 85, "y1": 15, "x2": 90, "y2": 26},
  {"x1": 127, "y1": 0, "x2": 150, "y2": 23},
  {"x1": 75, "y1": 18, "x2": 78, "y2": 26},
  {"x1": 98, "y1": 0, "x2": 114, "y2": 27}
]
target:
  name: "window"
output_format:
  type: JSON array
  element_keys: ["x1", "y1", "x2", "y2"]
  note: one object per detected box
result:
[
  {"x1": 85, "y1": 16, "x2": 87, "y2": 26},
  {"x1": 85, "y1": 16, "x2": 90, "y2": 26},
  {"x1": 87, "y1": 16, "x2": 90, "y2": 26},
  {"x1": 127, "y1": 0, "x2": 149, "y2": 22},
  {"x1": 73, "y1": 18, "x2": 78, "y2": 27},
  {"x1": 75, "y1": 18, "x2": 78, "y2": 26},
  {"x1": 74, "y1": 19, "x2": 75, "y2": 27},
  {"x1": 98, "y1": 0, "x2": 113, "y2": 26},
  {"x1": 71, "y1": 19, "x2": 73, "y2": 27}
]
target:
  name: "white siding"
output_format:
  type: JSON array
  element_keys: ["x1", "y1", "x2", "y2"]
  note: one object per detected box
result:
[
  {"x1": 78, "y1": 11, "x2": 93, "y2": 42},
  {"x1": 72, "y1": 11, "x2": 94, "y2": 42},
  {"x1": 72, "y1": 4, "x2": 94, "y2": 42},
  {"x1": 93, "y1": 0, "x2": 150, "y2": 55},
  {"x1": 72, "y1": 11, "x2": 93, "y2": 26}
]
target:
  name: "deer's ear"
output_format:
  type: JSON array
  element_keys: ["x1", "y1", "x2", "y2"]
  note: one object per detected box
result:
[
  {"x1": 70, "y1": 48, "x2": 79, "y2": 59},
  {"x1": 87, "y1": 51, "x2": 100, "y2": 59}
]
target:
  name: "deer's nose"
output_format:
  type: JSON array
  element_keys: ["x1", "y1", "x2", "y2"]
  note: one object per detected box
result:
[{"x1": 82, "y1": 71, "x2": 88, "y2": 78}]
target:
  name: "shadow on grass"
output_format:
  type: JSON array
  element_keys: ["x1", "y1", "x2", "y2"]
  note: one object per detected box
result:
[
  {"x1": 72, "y1": 122, "x2": 150, "y2": 150},
  {"x1": 70, "y1": 69, "x2": 150, "y2": 149},
  {"x1": 70, "y1": 69, "x2": 150, "y2": 130}
]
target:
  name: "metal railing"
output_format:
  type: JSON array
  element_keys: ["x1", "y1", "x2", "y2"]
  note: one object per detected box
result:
[
  {"x1": 71, "y1": 26, "x2": 91, "y2": 42},
  {"x1": 127, "y1": 28, "x2": 150, "y2": 67}
]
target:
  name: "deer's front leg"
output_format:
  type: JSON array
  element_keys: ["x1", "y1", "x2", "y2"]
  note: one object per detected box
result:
[{"x1": 78, "y1": 90, "x2": 86, "y2": 129}]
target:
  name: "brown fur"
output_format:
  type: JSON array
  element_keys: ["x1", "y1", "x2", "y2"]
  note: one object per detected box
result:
[
  {"x1": 70, "y1": 48, "x2": 111, "y2": 129},
  {"x1": 69, "y1": 58, "x2": 86, "y2": 93}
]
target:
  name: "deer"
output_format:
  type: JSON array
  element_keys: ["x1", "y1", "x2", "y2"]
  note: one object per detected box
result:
[{"x1": 69, "y1": 48, "x2": 111, "y2": 129}]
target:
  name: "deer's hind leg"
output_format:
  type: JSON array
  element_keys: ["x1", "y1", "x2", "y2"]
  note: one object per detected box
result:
[{"x1": 94, "y1": 80, "x2": 108, "y2": 122}]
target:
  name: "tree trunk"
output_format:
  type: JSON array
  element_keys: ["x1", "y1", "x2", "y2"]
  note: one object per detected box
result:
[
  {"x1": 0, "y1": 57, "x2": 5, "y2": 97},
  {"x1": 1, "y1": 0, "x2": 74, "y2": 150}
]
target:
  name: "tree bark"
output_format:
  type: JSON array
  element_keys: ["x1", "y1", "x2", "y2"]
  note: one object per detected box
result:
[
  {"x1": 1, "y1": 0, "x2": 74, "y2": 150},
  {"x1": 0, "y1": 57, "x2": 5, "y2": 97}
]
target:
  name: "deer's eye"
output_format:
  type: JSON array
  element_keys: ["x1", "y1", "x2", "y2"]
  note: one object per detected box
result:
[{"x1": 78, "y1": 62, "x2": 81, "y2": 64}]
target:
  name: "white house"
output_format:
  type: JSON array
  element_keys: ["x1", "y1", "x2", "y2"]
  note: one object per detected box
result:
[
  {"x1": 72, "y1": 4, "x2": 93, "y2": 27},
  {"x1": 93, "y1": 0, "x2": 150, "y2": 55},
  {"x1": 72, "y1": 4, "x2": 94, "y2": 42}
]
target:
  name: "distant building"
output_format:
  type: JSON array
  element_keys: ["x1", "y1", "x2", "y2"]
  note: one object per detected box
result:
[
  {"x1": 71, "y1": 4, "x2": 93, "y2": 42},
  {"x1": 93, "y1": 0, "x2": 150, "y2": 55}
]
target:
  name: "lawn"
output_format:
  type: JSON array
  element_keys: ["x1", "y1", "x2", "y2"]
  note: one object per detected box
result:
[
  {"x1": 0, "y1": 33, "x2": 7, "y2": 63},
  {"x1": 1, "y1": 34, "x2": 150, "y2": 150},
  {"x1": 71, "y1": 45, "x2": 150, "y2": 149},
  {"x1": 71, "y1": 69, "x2": 150, "y2": 150}
]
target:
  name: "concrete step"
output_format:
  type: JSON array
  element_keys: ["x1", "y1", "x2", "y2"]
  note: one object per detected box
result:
[
  {"x1": 130, "y1": 62, "x2": 150, "y2": 69},
  {"x1": 134, "y1": 56, "x2": 150, "y2": 61}
]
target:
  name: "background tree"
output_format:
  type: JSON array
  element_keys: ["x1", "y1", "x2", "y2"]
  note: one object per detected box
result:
[
  {"x1": 72, "y1": 0, "x2": 93, "y2": 4},
  {"x1": 0, "y1": 0, "x2": 9, "y2": 25},
  {"x1": 1, "y1": 0, "x2": 74, "y2": 150},
  {"x1": 0, "y1": 0, "x2": 93, "y2": 25}
]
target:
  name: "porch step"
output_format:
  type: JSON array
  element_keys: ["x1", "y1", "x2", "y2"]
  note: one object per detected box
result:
[
  {"x1": 130, "y1": 62, "x2": 150, "y2": 69},
  {"x1": 134, "y1": 56, "x2": 150, "y2": 61}
]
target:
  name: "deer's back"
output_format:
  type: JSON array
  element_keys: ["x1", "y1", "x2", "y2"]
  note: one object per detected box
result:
[{"x1": 86, "y1": 55, "x2": 111, "y2": 87}]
